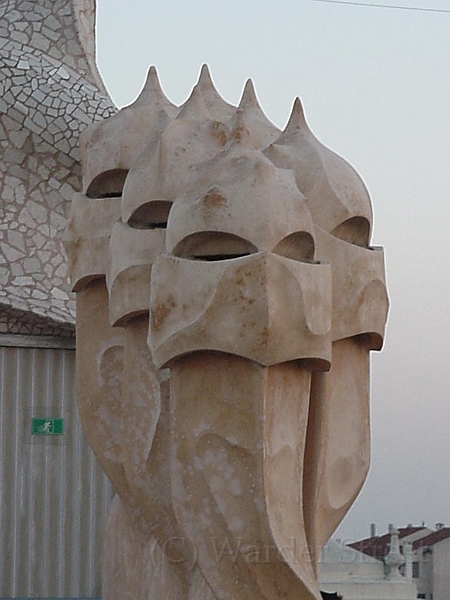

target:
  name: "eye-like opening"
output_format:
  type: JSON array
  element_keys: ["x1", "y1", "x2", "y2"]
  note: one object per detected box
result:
[
  {"x1": 173, "y1": 232, "x2": 257, "y2": 261},
  {"x1": 86, "y1": 169, "x2": 129, "y2": 199},
  {"x1": 128, "y1": 201, "x2": 172, "y2": 230},
  {"x1": 272, "y1": 232, "x2": 315, "y2": 262},
  {"x1": 331, "y1": 217, "x2": 370, "y2": 247}
]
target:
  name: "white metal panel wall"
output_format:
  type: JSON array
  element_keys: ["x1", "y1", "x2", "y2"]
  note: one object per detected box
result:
[{"x1": 0, "y1": 344, "x2": 112, "y2": 598}]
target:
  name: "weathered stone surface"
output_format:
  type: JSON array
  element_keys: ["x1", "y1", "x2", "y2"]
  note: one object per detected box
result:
[{"x1": 66, "y1": 65, "x2": 389, "y2": 600}]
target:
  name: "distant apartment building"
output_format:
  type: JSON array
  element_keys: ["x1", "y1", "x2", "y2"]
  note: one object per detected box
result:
[
  {"x1": 319, "y1": 528, "x2": 417, "y2": 600},
  {"x1": 349, "y1": 523, "x2": 450, "y2": 600}
]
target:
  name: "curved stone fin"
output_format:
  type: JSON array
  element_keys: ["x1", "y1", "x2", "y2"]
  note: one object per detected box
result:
[
  {"x1": 303, "y1": 339, "x2": 371, "y2": 568},
  {"x1": 75, "y1": 280, "x2": 135, "y2": 509},
  {"x1": 169, "y1": 354, "x2": 323, "y2": 600}
]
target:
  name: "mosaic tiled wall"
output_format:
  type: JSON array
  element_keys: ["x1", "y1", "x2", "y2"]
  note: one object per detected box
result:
[
  {"x1": 0, "y1": 0, "x2": 115, "y2": 333},
  {"x1": 0, "y1": 304, "x2": 75, "y2": 337}
]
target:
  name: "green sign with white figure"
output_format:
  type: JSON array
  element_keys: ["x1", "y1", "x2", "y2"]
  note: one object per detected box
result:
[{"x1": 32, "y1": 417, "x2": 64, "y2": 435}]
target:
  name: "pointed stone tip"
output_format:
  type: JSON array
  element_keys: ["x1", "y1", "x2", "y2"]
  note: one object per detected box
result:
[
  {"x1": 194, "y1": 64, "x2": 235, "y2": 121},
  {"x1": 284, "y1": 97, "x2": 308, "y2": 133},
  {"x1": 198, "y1": 63, "x2": 213, "y2": 84},
  {"x1": 144, "y1": 65, "x2": 160, "y2": 90},
  {"x1": 239, "y1": 79, "x2": 259, "y2": 108},
  {"x1": 133, "y1": 66, "x2": 165, "y2": 104},
  {"x1": 197, "y1": 64, "x2": 219, "y2": 96}
]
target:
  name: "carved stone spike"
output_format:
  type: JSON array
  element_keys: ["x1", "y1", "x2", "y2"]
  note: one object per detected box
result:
[
  {"x1": 80, "y1": 67, "x2": 177, "y2": 194},
  {"x1": 65, "y1": 69, "x2": 389, "y2": 600}
]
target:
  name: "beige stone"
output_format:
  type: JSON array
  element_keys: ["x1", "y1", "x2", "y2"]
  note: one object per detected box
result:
[{"x1": 66, "y1": 65, "x2": 389, "y2": 600}]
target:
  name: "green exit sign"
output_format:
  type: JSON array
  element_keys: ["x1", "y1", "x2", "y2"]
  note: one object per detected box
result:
[{"x1": 32, "y1": 417, "x2": 64, "y2": 436}]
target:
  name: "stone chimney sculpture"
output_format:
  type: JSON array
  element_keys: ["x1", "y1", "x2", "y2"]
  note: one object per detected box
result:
[{"x1": 65, "y1": 65, "x2": 389, "y2": 600}]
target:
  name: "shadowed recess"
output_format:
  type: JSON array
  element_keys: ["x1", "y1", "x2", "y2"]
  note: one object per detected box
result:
[
  {"x1": 128, "y1": 201, "x2": 173, "y2": 229},
  {"x1": 173, "y1": 231, "x2": 257, "y2": 261},
  {"x1": 330, "y1": 217, "x2": 370, "y2": 248},
  {"x1": 273, "y1": 232, "x2": 315, "y2": 262},
  {"x1": 86, "y1": 169, "x2": 129, "y2": 199}
]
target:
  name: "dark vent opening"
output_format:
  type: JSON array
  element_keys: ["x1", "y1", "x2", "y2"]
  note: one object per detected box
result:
[
  {"x1": 273, "y1": 231, "x2": 315, "y2": 262},
  {"x1": 86, "y1": 169, "x2": 129, "y2": 199},
  {"x1": 331, "y1": 217, "x2": 370, "y2": 247},
  {"x1": 173, "y1": 231, "x2": 257, "y2": 260},
  {"x1": 192, "y1": 253, "x2": 251, "y2": 262},
  {"x1": 128, "y1": 201, "x2": 172, "y2": 230}
]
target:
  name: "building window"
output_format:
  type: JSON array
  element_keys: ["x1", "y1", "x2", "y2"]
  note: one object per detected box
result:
[{"x1": 413, "y1": 561, "x2": 420, "y2": 578}]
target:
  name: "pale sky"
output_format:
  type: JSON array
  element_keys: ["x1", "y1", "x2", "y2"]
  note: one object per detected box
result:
[{"x1": 95, "y1": 0, "x2": 450, "y2": 542}]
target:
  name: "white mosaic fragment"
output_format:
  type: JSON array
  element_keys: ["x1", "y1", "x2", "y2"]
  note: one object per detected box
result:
[
  {"x1": 7, "y1": 230, "x2": 26, "y2": 251},
  {"x1": 31, "y1": 88, "x2": 46, "y2": 102},
  {"x1": 14, "y1": 276, "x2": 34, "y2": 286},
  {"x1": 10, "y1": 30, "x2": 29, "y2": 45},
  {"x1": 51, "y1": 287, "x2": 69, "y2": 301},
  {"x1": 2, "y1": 245, "x2": 25, "y2": 262},
  {"x1": 8, "y1": 129, "x2": 29, "y2": 148},
  {"x1": 17, "y1": 58, "x2": 29, "y2": 70},
  {"x1": 30, "y1": 34, "x2": 50, "y2": 52},
  {"x1": 23, "y1": 257, "x2": 43, "y2": 274},
  {"x1": 32, "y1": 111, "x2": 47, "y2": 128},
  {"x1": 56, "y1": 66, "x2": 70, "y2": 80},
  {"x1": 14, "y1": 184, "x2": 26, "y2": 204},
  {"x1": 31, "y1": 231, "x2": 46, "y2": 248},
  {"x1": 45, "y1": 15, "x2": 61, "y2": 31},
  {"x1": 31, "y1": 289, "x2": 47, "y2": 300},
  {"x1": 9, "y1": 107, "x2": 26, "y2": 123},
  {"x1": 2, "y1": 186, "x2": 14, "y2": 202}
]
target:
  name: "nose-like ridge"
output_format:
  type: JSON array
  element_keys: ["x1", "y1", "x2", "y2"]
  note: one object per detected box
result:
[{"x1": 149, "y1": 252, "x2": 331, "y2": 369}]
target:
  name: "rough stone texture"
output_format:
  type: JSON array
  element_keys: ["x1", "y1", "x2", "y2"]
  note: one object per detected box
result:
[
  {"x1": 66, "y1": 65, "x2": 389, "y2": 600},
  {"x1": 0, "y1": 0, "x2": 115, "y2": 333}
]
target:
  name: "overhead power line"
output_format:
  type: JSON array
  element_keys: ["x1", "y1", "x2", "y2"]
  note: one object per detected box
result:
[{"x1": 306, "y1": 0, "x2": 450, "y2": 13}]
